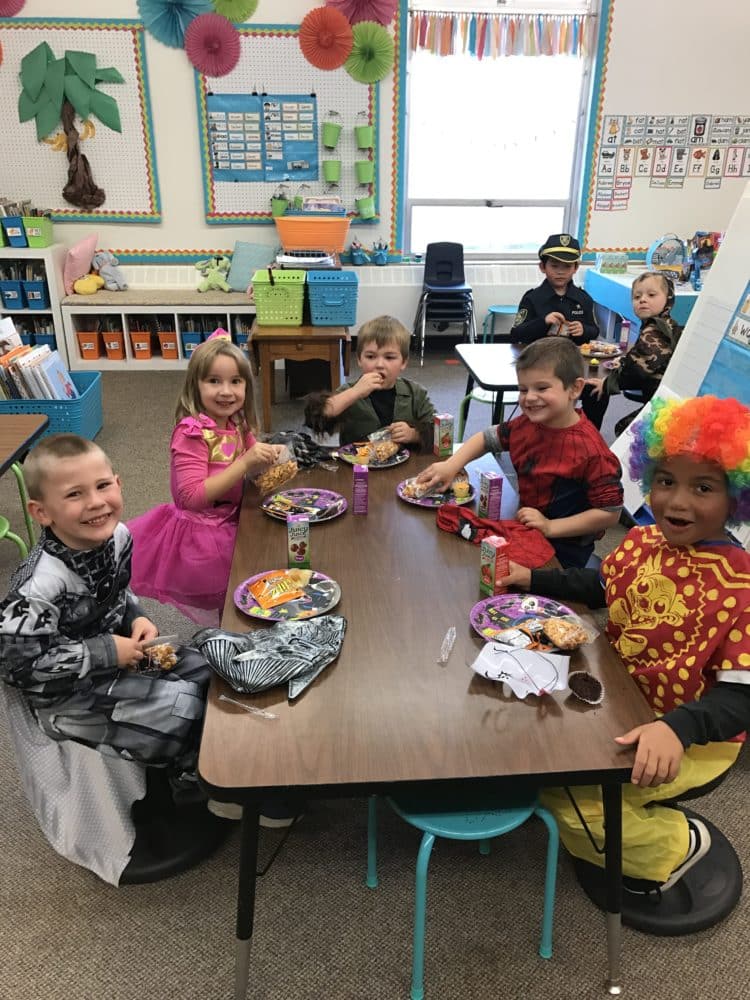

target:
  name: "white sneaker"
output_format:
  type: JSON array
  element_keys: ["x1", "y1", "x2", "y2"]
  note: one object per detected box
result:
[
  {"x1": 207, "y1": 799, "x2": 243, "y2": 821},
  {"x1": 660, "y1": 818, "x2": 712, "y2": 892}
]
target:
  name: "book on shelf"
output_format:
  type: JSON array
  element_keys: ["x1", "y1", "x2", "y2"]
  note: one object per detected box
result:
[
  {"x1": 0, "y1": 343, "x2": 79, "y2": 401},
  {"x1": 37, "y1": 351, "x2": 79, "y2": 401}
]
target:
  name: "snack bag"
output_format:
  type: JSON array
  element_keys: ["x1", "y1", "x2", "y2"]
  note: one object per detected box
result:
[
  {"x1": 248, "y1": 569, "x2": 311, "y2": 609},
  {"x1": 253, "y1": 444, "x2": 298, "y2": 495}
]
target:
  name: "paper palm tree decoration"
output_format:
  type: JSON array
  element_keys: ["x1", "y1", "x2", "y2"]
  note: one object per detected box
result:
[{"x1": 17, "y1": 42, "x2": 125, "y2": 210}]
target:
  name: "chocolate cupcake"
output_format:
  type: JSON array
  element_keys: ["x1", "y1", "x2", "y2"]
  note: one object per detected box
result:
[{"x1": 568, "y1": 670, "x2": 604, "y2": 705}]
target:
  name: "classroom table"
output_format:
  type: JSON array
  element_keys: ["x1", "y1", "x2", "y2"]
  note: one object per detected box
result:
[
  {"x1": 198, "y1": 453, "x2": 653, "y2": 1000},
  {"x1": 249, "y1": 320, "x2": 350, "y2": 432},
  {"x1": 0, "y1": 413, "x2": 49, "y2": 548},
  {"x1": 584, "y1": 268, "x2": 699, "y2": 329},
  {"x1": 456, "y1": 342, "x2": 521, "y2": 425}
]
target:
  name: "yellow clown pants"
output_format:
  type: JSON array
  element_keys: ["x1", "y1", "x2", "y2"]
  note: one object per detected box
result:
[{"x1": 540, "y1": 741, "x2": 741, "y2": 883}]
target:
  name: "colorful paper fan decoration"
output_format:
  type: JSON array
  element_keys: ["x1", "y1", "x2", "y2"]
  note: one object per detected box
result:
[
  {"x1": 326, "y1": 0, "x2": 397, "y2": 27},
  {"x1": 344, "y1": 20, "x2": 394, "y2": 83},
  {"x1": 185, "y1": 13, "x2": 241, "y2": 76},
  {"x1": 0, "y1": 0, "x2": 27, "y2": 14},
  {"x1": 299, "y1": 6, "x2": 353, "y2": 71},
  {"x1": 137, "y1": 0, "x2": 213, "y2": 49},
  {"x1": 211, "y1": 0, "x2": 258, "y2": 22}
]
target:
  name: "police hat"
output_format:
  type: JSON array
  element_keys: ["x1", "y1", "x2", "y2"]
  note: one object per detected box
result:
[{"x1": 538, "y1": 234, "x2": 581, "y2": 263}]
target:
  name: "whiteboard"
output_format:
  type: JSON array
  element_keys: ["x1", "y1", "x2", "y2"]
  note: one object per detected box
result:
[{"x1": 582, "y1": 0, "x2": 750, "y2": 251}]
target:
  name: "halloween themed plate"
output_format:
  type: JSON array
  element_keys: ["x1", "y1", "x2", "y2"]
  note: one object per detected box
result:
[
  {"x1": 579, "y1": 342, "x2": 623, "y2": 360},
  {"x1": 261, "y1": 488, "x2": 347, "y2": 523},
  {"x1": 234, "y1": 569, "x2": 341, "y2": 622},
  {"x1": 470, "y1": 593, "x2": 575, "y2": 642},
  {"x1": 396, "y1": 478, "x2": 475, "y2": 509},
  {"x1": 336, "y1": 442, "x2": 410, "y2": 468}
]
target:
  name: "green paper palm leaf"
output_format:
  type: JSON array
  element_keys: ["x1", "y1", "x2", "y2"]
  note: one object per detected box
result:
[
  {"x1": 64, "y1": 74, "x2": 92, "y2": 121},
  {"x1": 35, "y1": 100, "x2": 60, "y2": 141},
  {"x1": 20, "y1": 42, "x2": 54, "y2": 102},
  {"x1": 39, "y1": 58, "x2": 66, "y2": 118},
  {"x1": 90, "y1": 89, "x2": 122, "y2": 133},
  {"x1": 66, "y1": 50, "x2": 96, "y2": 89},
  {"x1": 95, "y1": 67, "x2": 126, "y2": 84},
  {"x1": 344, "y1": 20, "x2": 394, "y2": 84},
  {"x1": 212, "y1": 0, "x2": 257, "y2": 22}
]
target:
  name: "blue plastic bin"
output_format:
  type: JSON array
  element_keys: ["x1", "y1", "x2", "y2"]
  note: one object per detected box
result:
[
  {"x1": 306, "y1": 270, "x2": 359, "y2": 326},
  {"x1": 0, "y1": 280, "x2": 26, "y2": 309},
  {"x1": 22, "y1": 280, "x2": 49, "y2": 310},
  {"x1": 0, "y1": 371, "x2": 103, "y2": 440},
  {"x1": 1, "y1": 217, "x2": 28, "y2": 248},
  {"x1": 180, "y1": 331, "x2": 203, "y2": 357}
]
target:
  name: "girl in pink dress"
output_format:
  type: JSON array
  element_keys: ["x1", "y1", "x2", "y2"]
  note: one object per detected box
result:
[{"x1": 128, "y1": 332, "x2": 281, "y2": 624}]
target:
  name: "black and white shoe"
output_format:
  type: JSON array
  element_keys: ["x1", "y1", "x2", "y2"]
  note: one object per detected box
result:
[{"x1": 660, "y1": 818, "x2": 712, "y2": 892}]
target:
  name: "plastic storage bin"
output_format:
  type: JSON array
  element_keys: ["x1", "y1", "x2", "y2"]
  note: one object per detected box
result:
[
  {"x1": 306, "y1": 270, "x2": 359, "y2": 326},
  {"x1": 129, "y1": 331, "x2": 152, "y2": 360},
  {"x1": 34, "y1": 334, "x2": 56, "y2": 350},
  {"x1": 274, "y1": 215, "x2": 351, "y2": 253},
  {"x1": 22, "y1": 280, "x2": 49, "y2": 310},
  {"x1": 180, "y1": 331, "x2": 203, "y2": 357},
  {"x1": 0, "y1": 280, "x2": 25, "y2": 309},
  {"x1": 157, "y1": 331, "x2": 179, "y2": 359},
  {"x1": 102, "y1": 331, "x2": 125, "y2": 360},
  {"x1": 1, "y1": 217, "x2": 27, "y2": 248},
  {"x1": 0, "y1": 371, "x2": 103, "y2": 440},
  {"x1": 22, "y1": 217, "x2": 54, "y2": 248},
  {"x1": 252, "y1": 269, "x2": 306, "y2": 326},
  {"x1": 76, "y1": 331, "x2": 101, "y2": 360}
]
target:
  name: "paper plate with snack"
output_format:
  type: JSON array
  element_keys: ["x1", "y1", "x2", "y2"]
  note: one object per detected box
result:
[
  {"x1": 234, "y1": 569, "x2": 341, "y2": 621},
  {"x1": 469, "y1": 593, "x2": 595, "y2": 651},
  {"x1": 337, "y1": 440, "x2": 410, "y2": 468},
  {"x1": 397, "y1": 470, "x2": 474, "y2": 508},
  {"x1": 579, "y1": 341, "x2": 622, "y2": 360},
  {"x1": 261, "y1": 488, "x2": 347, "y2": 523}
]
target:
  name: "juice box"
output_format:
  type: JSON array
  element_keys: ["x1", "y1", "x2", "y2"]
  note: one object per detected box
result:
[
  {"x1": 287, "y1": 514, "x2": 310, "y2": 568},
  {"x1": 478, "y1": 470, "x2": 503, "y2": 520},
  {"x1": 352, "y1": 464, "x2": 368, "y2": 514},
  {"x1": 479, "y1": 535, "x2": 510, "y2": 597},
  {"x1": 433, "y1": 413, "x2": 454, "y2": 457}
]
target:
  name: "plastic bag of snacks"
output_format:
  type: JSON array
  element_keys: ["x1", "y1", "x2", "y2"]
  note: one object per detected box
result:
[{"x1": 253, "y1": 444, "x2": 298, "y2": 495}]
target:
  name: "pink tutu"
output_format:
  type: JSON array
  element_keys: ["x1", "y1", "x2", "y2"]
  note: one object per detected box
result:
[{"x1": 128, "y1": 503, "x2": 239, "y2": 625}]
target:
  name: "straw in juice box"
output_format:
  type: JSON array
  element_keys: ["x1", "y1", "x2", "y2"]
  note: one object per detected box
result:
[
  {"x1": 478, "y1": 471, "x2": 503, "y2": 519},
  {"x1": 287, "y1": 514, "x2": 310, "y2": 568},
  {"x1": 352, "y1": 464, "x2": 368, "y2": 514},
  {"x1": 479, "y1": 535, "x2": 510, "y2": 597},
  {"x1": 433, "y1": 413, "x2": 454, "y2": 458}
]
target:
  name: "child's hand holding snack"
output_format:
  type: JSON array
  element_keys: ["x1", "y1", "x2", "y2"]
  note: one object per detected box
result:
[
  {"x1": 131, "y1": 617, "x2": 159, "y2": 644},
  {"x1": 244, "y1": 442, "x2": 284, "y2": 477},
  {"x1": 355, "y1": 371, "x2": 385, "y2": 397},
  {"x1": 566, "y1": 320, "x2": 584, "y2": 338},
  {"x1": 389, "y1": 420, "x2": 418, "y2": 445},
  {"x1": 114, "y1": 634, "x2": 146, "y2": 669},
  {"x1": 417, "y1": 459, "x2": 458, "y2": 493},
  {"x1": 500, "y1": 560, "x2": 532, "y2": 591},
  {"x1": 545, "y1": 310, "x2": 567, "y2": 331}
]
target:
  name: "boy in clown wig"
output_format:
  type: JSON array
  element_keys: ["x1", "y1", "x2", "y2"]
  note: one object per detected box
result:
[{"x1": 502, "y1": 395, "x2": 750, "y2": 892}]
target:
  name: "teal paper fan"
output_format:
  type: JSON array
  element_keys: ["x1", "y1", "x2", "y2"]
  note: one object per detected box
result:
[
  {"x1": 212, "y1": 0, "x2": 258, "y2": 22},
  {"x1": 345, "y1": 20, "x2": 394, "y2": 84},
  {"x1": 137, "y1": 0, "x2": 213, "y2": 48}
]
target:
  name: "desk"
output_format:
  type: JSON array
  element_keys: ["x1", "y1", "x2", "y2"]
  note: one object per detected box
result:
[
  {"x1": 456, "y1": 342, "x2": 520, "y2": 425},
  {"x1": 249, "y1": 321, "x2": 350, "y2": 432},
  {"x1": 584, "y1": 269, "x2": 699, "y2": 329},
  {"x1": 0, "y1": 413, "x2": 49, "y2": 548},
  {"x1": 199, "y1": 455, "x2": 653, "y2": 999}
]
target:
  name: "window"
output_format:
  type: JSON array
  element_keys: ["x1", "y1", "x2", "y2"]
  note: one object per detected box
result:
[{"x1": 405, "y1": 2, "x2": 598, "y2": 257}]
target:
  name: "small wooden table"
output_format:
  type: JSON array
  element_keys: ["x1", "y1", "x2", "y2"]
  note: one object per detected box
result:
[
  {"x1": 0, "y1": 412, "x2": 50, "y2": 548},
  {"x1": 249, "y1": 321, "x2": 350, "y2": 431}
]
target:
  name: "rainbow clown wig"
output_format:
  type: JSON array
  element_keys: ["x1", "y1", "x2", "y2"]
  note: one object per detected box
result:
[{"x1": 628, "y1": 395, "x2": 750, "y2": 523}]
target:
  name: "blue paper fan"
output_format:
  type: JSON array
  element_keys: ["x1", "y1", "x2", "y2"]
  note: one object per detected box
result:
[{"x1": 137, "y1": 0, "x2": 213, "y2": 48}]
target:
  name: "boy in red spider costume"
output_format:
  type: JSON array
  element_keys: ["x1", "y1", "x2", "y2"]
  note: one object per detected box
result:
[
  {"x1": 502, "y1": 394, "x2": 750, "y2": 891},
  {"x1": 418, "y1": 338, "x2": 623, "y2": 568}
]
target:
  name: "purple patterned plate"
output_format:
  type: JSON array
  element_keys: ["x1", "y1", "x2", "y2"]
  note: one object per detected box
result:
[
  {"x1": 470, "y1": 593, "x2": 574, "y2": 642},
  {"x1": 396, "y1": 478, "x2": 475, "y2": 509},
  {"x1": 234, "y1": 570, "x2": 341, "y2": 622},
  {"x1": 337, "y1": 442, "x2": 410, "y2": 468},
  {"x1": 261, "y1": 488, "x2": 347, "y2": 523}
]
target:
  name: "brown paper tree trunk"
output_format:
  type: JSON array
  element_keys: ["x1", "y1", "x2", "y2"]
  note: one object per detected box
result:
[{"x1": 61, "y1": 99, "x2": 106, "y2": 210}]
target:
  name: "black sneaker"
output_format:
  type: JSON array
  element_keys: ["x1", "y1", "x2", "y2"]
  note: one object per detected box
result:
[{"x1": 660, "y1": 818, "x2": 711, "y2": 891}]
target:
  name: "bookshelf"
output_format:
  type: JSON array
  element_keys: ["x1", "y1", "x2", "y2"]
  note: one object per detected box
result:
[{"x1": 0, "y1": 244, "x2": 69, "y2": 365}]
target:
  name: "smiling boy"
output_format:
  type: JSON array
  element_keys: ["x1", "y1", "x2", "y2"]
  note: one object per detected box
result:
[
  {"x1": 304, "y1": 315, "x2": 436, "y2": 447},
  {"x1": 418, "y1": 338, "x2": 623, "y2": 568}
]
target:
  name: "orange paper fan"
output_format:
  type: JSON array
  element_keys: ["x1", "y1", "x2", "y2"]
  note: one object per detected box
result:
[{"x1": 299, "y1": 6, "x2": 353, "y2": 71}]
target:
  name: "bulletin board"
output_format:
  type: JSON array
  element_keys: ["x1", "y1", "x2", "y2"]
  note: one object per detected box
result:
[
  {"x1": 0, "y1": 18, "x2": 161, "y2": 223},
  {"x1": 197, "y1": 26, "x2": 378, "y2": 223},
  {"x1": 580, "y1": 0, "x2": 749, "y2": 252}
]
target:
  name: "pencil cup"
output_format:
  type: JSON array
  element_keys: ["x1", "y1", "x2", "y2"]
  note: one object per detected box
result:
[
  {"x1": 323, "y1": 160, "x2": 341, "y2": 183},
  {"x1": 271, "y1": 197, "x2": 288, "y2": 218},
  {"x1": 354, "y1": 124, "x2": 374, "y2": 149},
  {"x1": 322, "y1": 122, "x2": 342, "y2": 149},
  {"x1": 355, "y1": 195, "x2": 376, "y2": 220},
  {"x1": 355, "y1": 160, "x2": 375, "y2": 184}
]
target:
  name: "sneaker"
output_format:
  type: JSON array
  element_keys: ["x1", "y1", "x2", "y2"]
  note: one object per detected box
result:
[
  {"x1": 259, "y1": 797, "x2": 304, "y2": 829},
  {"x1": 659, "y1": 818, "x2": 711, "y2": 891},
  {"x1": 207, "y1": 799, "x2": 243, "y2": 821}
]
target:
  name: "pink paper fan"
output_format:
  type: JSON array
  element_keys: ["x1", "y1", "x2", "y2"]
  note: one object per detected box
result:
[
  {"x1": 185, "y1": 13, "x2": 241, "y2": 76},
  {"x1": 0, "y1": 0, "x2": 27, "y2": 15},
  {"x1": 325, "y1": 0, "x2": 397, "y2": 27},
  {"x1": 300, "y1": 6, "x2": 353, "y2": 71}
]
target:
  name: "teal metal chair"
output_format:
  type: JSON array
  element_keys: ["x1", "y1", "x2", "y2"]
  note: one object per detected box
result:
[
  {"x1": 367, "y1": 793, "x2": 558, "y2": 1000},
  {"x1": 481, "y1": 304, "x2": 518, "y2": 343}
]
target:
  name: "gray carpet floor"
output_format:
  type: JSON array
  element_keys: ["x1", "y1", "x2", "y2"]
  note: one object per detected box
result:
[{"x1": 0, "y1": 344, "x2": 747, "y2": 1000}]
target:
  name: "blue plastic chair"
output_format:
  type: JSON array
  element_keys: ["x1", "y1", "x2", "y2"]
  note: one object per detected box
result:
[
  {"x1": 481, "y1": 304, "x2": 518, "y2": 343},
  {"x1": 367, "y1": 793, "x2": 558, "y2": 1000}
]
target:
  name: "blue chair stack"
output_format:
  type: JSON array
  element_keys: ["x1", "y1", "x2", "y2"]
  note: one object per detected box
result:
[{"x1": 412, "y1": 242, "x2": 476, "y2": 365}]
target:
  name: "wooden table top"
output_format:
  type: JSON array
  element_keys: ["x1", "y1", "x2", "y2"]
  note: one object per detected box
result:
[
  {"x1": 250, "y1": 321, "x2": 347, "y2": 341},
  {"x1": 0, "y1": 413, "x2": 49, "y2": 476},
  {"x1": 199, "y1": 452, "x2": 652, "y2": 796},
  {"x1": 456, "y1": 342, "x2": 521, "y2": 392}
]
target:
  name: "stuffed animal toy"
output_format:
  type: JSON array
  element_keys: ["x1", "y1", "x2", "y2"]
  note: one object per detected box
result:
[
  {"x1": 73, "y1": 273, "x2": 105, "y2": 295},
  {"x1": 92, "y1": 251, "x2": 128, "y2": 291},
  {"x1": 195, "y1": 256, "x2": 231, "y2": 293}
]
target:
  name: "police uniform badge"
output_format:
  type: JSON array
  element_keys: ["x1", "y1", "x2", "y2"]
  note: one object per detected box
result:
[{"x1": 512, "y1": 309, "x2": 527, "y2": 327}]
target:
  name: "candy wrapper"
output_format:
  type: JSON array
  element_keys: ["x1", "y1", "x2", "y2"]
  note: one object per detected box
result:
[{"x1": 253, "y1": 444, "x2": 298, "y2": 495}]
